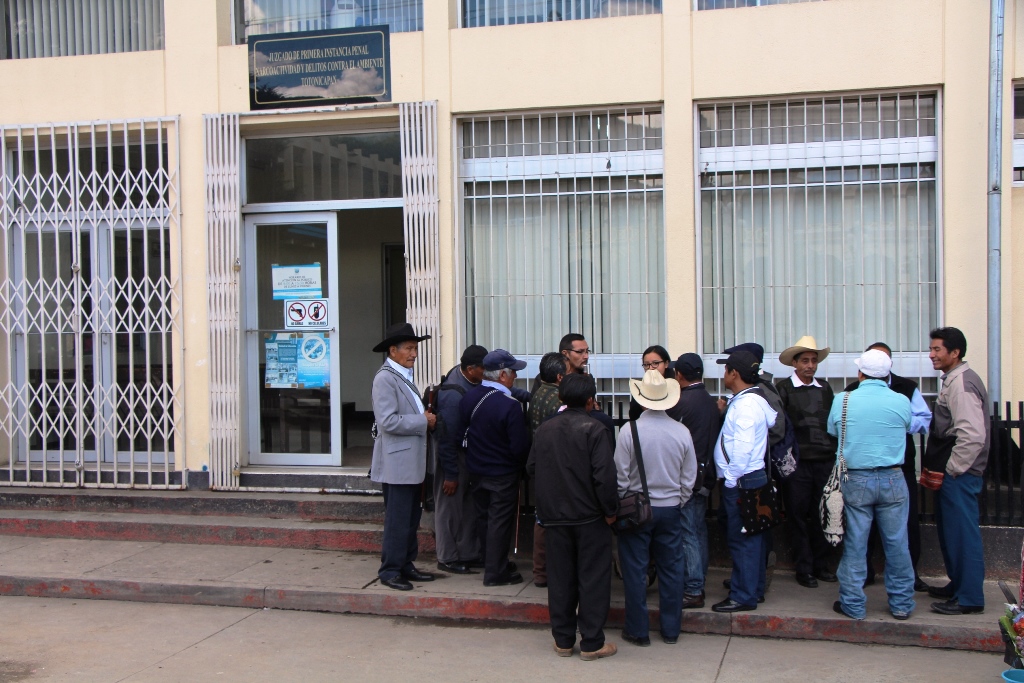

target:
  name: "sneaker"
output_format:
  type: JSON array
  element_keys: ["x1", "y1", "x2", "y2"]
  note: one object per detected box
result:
[
  {"x1": 580, "y1": 642, "x2": 617, "y2": 661},
  {"x1": 553, "y1": 643, "x2": 574, "y2": 657}
]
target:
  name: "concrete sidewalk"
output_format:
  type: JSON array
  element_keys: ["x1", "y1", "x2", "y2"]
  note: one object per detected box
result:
[{"x1": 0, "y1": 534, "x2": 1004, "y2": 653}]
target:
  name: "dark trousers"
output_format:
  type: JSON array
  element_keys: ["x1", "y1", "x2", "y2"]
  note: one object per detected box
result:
[
  {"x1": 935, "y1": 473, "x2": 986, "y2": 608},
  {"x1": 533, "y1": 523, "x2": 547, "y2": 583},
  {"x1": 433, "y1": 450, "x2": 480, "y2": 565},
  {"x1": 783, "y1": 459, "x2": 835, "y2": 575},
  {"x1": 722, "y1": 484, "x2": 767, "y2": 606},
  {"x1": 618, "y1": 505, "x2": 685, "y2": 639},
  {"x1": 470, "y1": 473, "x2": 520, "y2": 583},
  {"x1": 546, "y1": 520, "x2": 612, "y2": 652},
  {"x1": 379, "y1": 483, "x2": 422, "y2": 581},
  {"x1": 866, "y1": 464, "x2": 921, "y2": 581}
]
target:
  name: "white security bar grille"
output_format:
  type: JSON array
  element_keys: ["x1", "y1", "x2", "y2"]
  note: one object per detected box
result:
[
  {"x1": 1, "y1": 0, "x2": 164, "y2": 59},
  {"x1": 238, "y1": 0, "x2": 422, "y2": 41},
  {"x1": 400, "y1": 101, "x2": 441, "y2": 389},
  {"x1": 205, "y1": 113, "x2": 242, "y2": 491},
  {"x1": 694, "y1": 0, "x2": 825, "y2": 9},
  {"x1": 459, "y1": 107, "x2": 664, "y2": 415},
  {"x1": 0, "y1": 118, "x2": 183, "y2": 488},
  {"x1": 462, "y1": 0, "x2": 660, "y2": 27},
  {"x1": 697, "y1": 91, "x2": 940, "y2": 392}
]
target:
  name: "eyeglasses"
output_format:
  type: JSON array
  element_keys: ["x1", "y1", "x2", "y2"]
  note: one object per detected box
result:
[
  {"x1": 642, "y1": 360, "x2": 667, "y2": 370},
  {"x1": 568, "y1": 348, "x2": 591, "y2": 355}
]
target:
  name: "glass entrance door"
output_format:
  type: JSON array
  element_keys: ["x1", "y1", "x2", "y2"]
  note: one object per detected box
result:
[{"x1": 244, "y1": 213, "x2": 341, "y2": 466}]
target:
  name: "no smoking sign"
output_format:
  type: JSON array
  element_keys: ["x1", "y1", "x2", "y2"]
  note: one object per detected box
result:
[{"x1": 284, "y1": 299, "x2": 330, "y2": 329}]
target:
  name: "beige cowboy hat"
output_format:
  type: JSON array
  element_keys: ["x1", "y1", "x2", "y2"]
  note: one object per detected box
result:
[
  {"x1": 779, "y1": 335, "x2": 831, "y2": 367},
  {"x1": 629, "y1": 369, "x2": 681, "y2": 411}
]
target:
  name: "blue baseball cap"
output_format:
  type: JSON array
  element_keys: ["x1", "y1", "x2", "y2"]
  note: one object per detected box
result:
[
  {"x1": 483, "y1": 349, "x2": 527, "y2": 372},
  {"x1": 715, "y1": 342, "x2": 765, "y2": 364}
]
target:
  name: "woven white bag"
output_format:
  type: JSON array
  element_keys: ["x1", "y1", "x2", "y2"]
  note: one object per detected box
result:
[{"x1": 819, "y1": 393, "x2": 849, "y2": 547}]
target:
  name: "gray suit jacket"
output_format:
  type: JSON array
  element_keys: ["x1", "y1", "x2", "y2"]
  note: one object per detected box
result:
[{"x1": 370, "y1": 364, "x2": 429, "y2": 485}]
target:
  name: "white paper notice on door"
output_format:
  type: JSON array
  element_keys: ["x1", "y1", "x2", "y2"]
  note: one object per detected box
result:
[{"x1": 272, "y1": 264, "x2": 323, "y2": 300}]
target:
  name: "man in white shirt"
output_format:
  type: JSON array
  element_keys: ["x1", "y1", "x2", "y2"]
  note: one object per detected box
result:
[{"x1": 712, "y1": 350, "x2": 777, "y2": 613}]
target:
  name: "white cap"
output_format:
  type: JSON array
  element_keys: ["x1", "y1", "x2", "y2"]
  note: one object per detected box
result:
[{"x1": 855, "y1": 348, "x2": 892, "y2": 379}]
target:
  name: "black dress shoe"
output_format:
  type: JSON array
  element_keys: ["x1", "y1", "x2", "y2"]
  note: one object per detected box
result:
[
  {"x1": 931, "y1": 599, "x2": 984, "y2": 615},
  {"x1": 757, "y1": 595, "x2": 765, "y2": 604},
  {"x1": 661, "y1": 634, "x2": 678, "y2": 645},
  {"x1": 832, "y1": 600, "x2": 857, "y2": 619},
  {"x1": 863, "y1": 575, "x2": 876, "y2": 587},
  {"x1": 403, "y1": 567, "x2": 436, "y2": 582},
  {"x1": 914, "y1": 578, "x2": 930, "y2": 593},
  {"x1": 436, "y1": 561, "x2": 475, "y2": 575},
  {"x1": 711, "y1": 598, "x2": 756, "y2": 613},
  {"x1": 814, "y1": 569, "x2": 838, "y2": 583},
  {"x1": 381, "y1": 576, "x2": 414, "y2": 591},
  {"x1": 621, "y1": 632, "x2": 651, "y2": 647},
  {"x1": 927, "y1": 582, "x2": 955, "y2": 599},
  {"x1": 464, "y1": 558, "x2": 485, "y2": 569},
  {"x1": 682, "y1": 593, "x2": 705, "y2": 609},
  {"x1": 506, "y1": 561, "x2": 518, "y2": 573},
  {"x1": 483, "y1": 572, "x2": 523, "y2": 587},
  {"x1": 723, "y1": 578, "x2": 731, "y2": 589},
  {"x1": 795, "y1": 573, "x2": 819, "y2": 588},
  {"x1": 534, "y1": 581, "x2": 548, "y2": 588}
]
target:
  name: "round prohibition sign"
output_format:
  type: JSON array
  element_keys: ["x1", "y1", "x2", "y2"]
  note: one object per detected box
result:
[
  {"x1": 307, "y1": 301, "x2": 327, "y2": 322},
  {"x1": 287, "y1": 301, "x2": 307, "y2": 323}
]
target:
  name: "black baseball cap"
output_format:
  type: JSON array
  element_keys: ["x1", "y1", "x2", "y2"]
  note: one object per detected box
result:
[
  {"x1": 721, "y1": 350, "x2": 761, "y2": 383},
  {"x1": 460, "y1": 344, "x2": 488, "y2": 367},
  {"x1": 715, "y1": 342, "x2": 765, "y2": 364},
  {"x1": 483, "y1": 349, "x2": 527, "y2": 372},
  {"x1": 674, "y1": 353, "x2": 704, "y2": 378}
]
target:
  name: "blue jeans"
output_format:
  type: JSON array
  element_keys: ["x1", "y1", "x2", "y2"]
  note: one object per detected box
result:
[
  {"x1": 679, "y1": 492, "x2": 709, "y2": 596},
  {"x1": 935, "y1": 472, "x2": 986, "y2": 608},
  {"x1": 837, "y1": 468, "x2": 915, "y2": 619},
  {"x1": 618, "y1": 505, "x2": 685, "y2": 639},
  {"x1": 721, "y1": 476, "x2": 767, "y2": 607}
]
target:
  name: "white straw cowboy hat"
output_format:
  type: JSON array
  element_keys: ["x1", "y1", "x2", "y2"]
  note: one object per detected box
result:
[
  {"x1": 779, "y1": 335, "x2": 831, "y2": 367},
  {"x1": 629, "y1": 369, "x2": 681, "y2": 411}
]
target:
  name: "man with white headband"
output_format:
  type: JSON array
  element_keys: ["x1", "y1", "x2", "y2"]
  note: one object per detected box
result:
[{"x1": 826, "y1": 349, "x2": 914, "y2": 621}]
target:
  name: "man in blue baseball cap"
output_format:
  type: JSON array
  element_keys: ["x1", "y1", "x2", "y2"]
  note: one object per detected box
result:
[{"x1": 460, "y1": 349, "x2": 532, "y2": 586}]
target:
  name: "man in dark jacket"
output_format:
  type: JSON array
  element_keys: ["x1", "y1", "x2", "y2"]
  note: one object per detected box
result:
[
  {"x1": 461, "y1": 349, "x2": 532, "y2": 587},
  {"x1": 432, "y1": 345, "x2": 490, "y2": 575},
  {"x1": 673, "y1": 353, "x2": 721, "y2": 608},
  {"x1": 527, "y1": 373, "x2": 618, "y2": 661},
  {"x1": 775, "y1": 336, "x2": 838, "y2": 588}
]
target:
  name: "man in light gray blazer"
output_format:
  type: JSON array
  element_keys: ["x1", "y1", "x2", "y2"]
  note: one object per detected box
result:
[{"x1": 370, "y1": 323, "x2": 438, "y2": 591}]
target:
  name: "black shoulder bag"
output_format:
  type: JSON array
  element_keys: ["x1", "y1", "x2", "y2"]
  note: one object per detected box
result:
[{"x1": 612, "y1": 421, "x2": 654, "y2": 535}]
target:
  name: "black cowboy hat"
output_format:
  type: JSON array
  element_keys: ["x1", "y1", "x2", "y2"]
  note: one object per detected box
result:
[{"x1": 373, "y1": 322, "x2": 431, "y2": 353}]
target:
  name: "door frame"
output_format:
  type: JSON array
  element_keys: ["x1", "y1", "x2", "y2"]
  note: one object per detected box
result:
[{"x1": 243, "y1": 211, "x2": 342, "y2": 466}]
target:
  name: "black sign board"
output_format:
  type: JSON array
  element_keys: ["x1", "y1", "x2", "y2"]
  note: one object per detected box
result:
[{"x1": 248, "y1": 26, "x2": 391, "y2": 111}]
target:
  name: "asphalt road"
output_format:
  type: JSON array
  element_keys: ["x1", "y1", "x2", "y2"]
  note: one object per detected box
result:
[{"x1": 0, "y1": 596, "x2": 1008, "y2": 682}]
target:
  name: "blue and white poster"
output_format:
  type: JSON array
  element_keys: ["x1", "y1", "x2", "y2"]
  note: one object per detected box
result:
[
  {"x1": 271, "y1": 264, "x2": 323, "y2": 300},
  {"x1": 264, "y1": 332, "x2": 330, "y2": 389}
]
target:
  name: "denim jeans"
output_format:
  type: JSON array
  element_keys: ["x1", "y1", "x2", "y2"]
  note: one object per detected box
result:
[
  {"x1": 935, "y1": 472, "x2": 986, "y2": 608},
  {"x1": 618, "y1": 505, "x2": 685, "y2": 639},
  {"x1": 837, "y1": 468, "x2": 916, "y2": 619},
  {"x1": 679, "y1": 492, "x2": 709, "y2": 596},
  {"x1": 721, "y1": 478, "x2": 767, "y2": 607}
]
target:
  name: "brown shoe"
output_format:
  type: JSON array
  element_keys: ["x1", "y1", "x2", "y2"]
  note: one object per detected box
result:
[
  {"x1": 682, "y1": 592, "x2": 705, "y2": 609},
  {"x1": 553, "y1": 642, "x2": 574, "y2": 657},
  {"x1": 580, "y1": 642, "x2": 617, "y2": 661}
]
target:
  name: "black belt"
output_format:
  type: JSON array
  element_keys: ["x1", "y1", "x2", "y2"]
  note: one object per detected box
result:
[{"x1": 848, "y1": 466, "x2": 901, "y2": 471}]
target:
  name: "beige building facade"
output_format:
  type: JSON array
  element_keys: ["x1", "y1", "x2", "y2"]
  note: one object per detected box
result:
[{"x1": 0, "y1": 0, "x2": 1020, "y2": 489}]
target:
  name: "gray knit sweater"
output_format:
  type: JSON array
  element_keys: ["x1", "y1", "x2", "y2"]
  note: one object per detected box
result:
[{"x1": 614, "y1": 410, "x2": 698, "y2": 508}]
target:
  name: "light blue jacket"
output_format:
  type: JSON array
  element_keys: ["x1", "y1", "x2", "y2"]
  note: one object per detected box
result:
[{"x1": 827, "y1": 379, "x2": 911, "y2": 469}]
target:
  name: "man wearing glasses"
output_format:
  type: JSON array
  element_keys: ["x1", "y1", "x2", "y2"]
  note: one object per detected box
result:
[{"x1": 560, "y1": 333, "x2": 591, "y2": 375}]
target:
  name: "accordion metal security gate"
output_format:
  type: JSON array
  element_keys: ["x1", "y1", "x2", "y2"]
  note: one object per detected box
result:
[
  {"x1": 204, "y1": 102, "x2": 441, "y2": 490},
  {"x1": 0, "y1": 118, "x2": 184, "y2": 488}
]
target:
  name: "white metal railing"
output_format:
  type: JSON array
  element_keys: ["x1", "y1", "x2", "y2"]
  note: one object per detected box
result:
[
  {"x1": 0, "y1": 118, "x2": 183, "y2": 488},
  {"x1": 2, "y1": 0, "x2": 165, "y2": 59},
  {"x1": 238, "y1": 0, "x2": 423, "y2": 42},
  {"x1": 462, "y1": 0, "x2": 660, "y2": 27}
]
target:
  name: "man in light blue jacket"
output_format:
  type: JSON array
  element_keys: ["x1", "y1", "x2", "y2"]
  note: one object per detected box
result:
[
  {"x1": 827, "y1": 349, "x2": 914, "y2": 621},
  {"x1": 370, "y1": 323, "x2": 438, "y2": 591}
]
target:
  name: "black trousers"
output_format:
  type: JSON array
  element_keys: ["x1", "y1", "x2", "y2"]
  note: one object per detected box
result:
[
  {"x1": 783, "y1": 459, "x2": 835, "y2": 575},
  {"x1": 866, "y1": 463, "x2": 922, "y2": 581},
  {"x1": 546, "y1": 520, "x2": 612, "y2": 652},
  {"x1": 379, "y1": 483, "x2": 422, "y2": 581},
  {"x1": 470, "y1": 473, "x2": 520, "y2": 583}
]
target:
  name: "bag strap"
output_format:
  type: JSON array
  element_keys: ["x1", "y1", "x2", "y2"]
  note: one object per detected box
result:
[
  {"x1": 629, "y1": 420, "x2": 651, "y2": 500},
  {"x1": 470, "y1": 389, "x2": 499, "y2": 423},
  {"x1": 838, "y1": 392, "x2": 850, "y2": 481}
]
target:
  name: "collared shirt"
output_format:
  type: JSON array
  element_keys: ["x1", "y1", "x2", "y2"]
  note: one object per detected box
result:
[
  {"x1": 386, "y1": 358, "x2": 424, "y2": 414},
  {"x1": 790, "y1": 370, "x2": 822, "y2": 388},
  {"x1": 899, "y1": 380, "x2": 932, "y2": 435},
  {"x1": 714, "y1": 387, "x2": 777, "y2": 489},
  {"x1": 827, "y1": 379, "x2": 911, "y2": 469},
  {"x1": 481, "y1": 379, "x2": 512, "y2": 396}
]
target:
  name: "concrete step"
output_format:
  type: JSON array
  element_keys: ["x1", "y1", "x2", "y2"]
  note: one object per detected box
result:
[
  {"x1": 0, "y1": 488, "x2": 387, "y2": 523},
  {"x1": 0, "y1": 509, "x2": 434, "y2": 554}
]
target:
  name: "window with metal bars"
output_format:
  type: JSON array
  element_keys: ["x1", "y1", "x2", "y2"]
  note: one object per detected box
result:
[
  {"x1": 1013, "y1": 85, "x2": 1024, "y2": 185},
  {"x1": 459, "y1": 108, "x2": 664, "y2": 405},
  {"x1": 461, "y1": 0, "x2": 660, "y2": 28},
  {"x1": 235, "y1": 0, "x2": 422, "y2": 42},
  {"x1": 0, "y1": 0, "x2": 164, "y2": 60},
  {"x1": 694, "y1": 0, "x2": 825, "y2": 10},
  {"x1": 697, "y1": 91, "x2": 940, "y2": 384}
]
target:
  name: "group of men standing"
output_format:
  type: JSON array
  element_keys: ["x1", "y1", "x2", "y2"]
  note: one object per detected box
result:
[{"x1": 367, "y1": 321, "x2": 991, "y2": 659}]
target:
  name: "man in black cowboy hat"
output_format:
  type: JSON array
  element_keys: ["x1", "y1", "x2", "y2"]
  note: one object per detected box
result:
[{"x1": 370, "y1": 323, "x2": 438, "y2": 591}]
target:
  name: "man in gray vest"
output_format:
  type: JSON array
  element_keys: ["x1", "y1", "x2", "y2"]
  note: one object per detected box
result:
[{"x1": 370, "y1": 323, "x2": 438, "y2": 591}]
